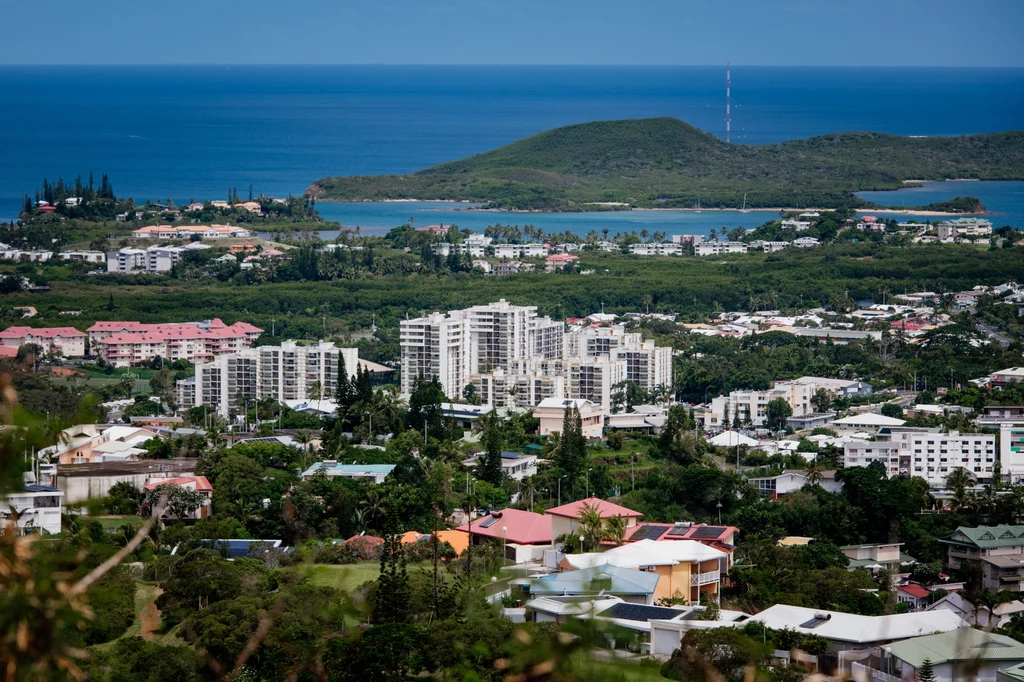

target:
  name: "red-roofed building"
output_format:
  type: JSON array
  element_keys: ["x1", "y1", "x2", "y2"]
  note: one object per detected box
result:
[
  {"x1": 625, "y1": 522, "x2": 738, "y2": 556},
  {"x1": 545, "y1": 253, "x2": 579, "y2": 272},
  {"x1": 0, "y1": 326, "x2": 86, "y2": 357},
  {"x1": 88, "y1": 319, "x2": 262, "y2": 366},
  {"x1": 142, "y1": 475, "x2": 213, "y2": 519},
  {"x1": 0, "y1": 346, "x2": 17, "y2": 359},
  {"x1": 461, "y1": 508, "x2": 552, "y2": 548},
  {"x1": 896, "y1": 583, "x2": 932, "y2": 611},
  {"x1": 546, "y1": 497, "x2": 643, "y2": 540}
]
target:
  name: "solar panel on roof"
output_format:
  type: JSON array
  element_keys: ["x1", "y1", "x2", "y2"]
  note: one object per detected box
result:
[
  {"x1": 479, "y1": 515, "x2": 501, "y2": 528},
  {"x1": 799, "y1": 613, "x2": 832, "y2": 629},
  {"x1": 690, "y1": 526, "x2": 727, "y2": 539},
  {"x1": 501, "y1": 451, "x2": 524, "y2": 459},
  {"x1": 630, "y1": 525, "x2": 669, "y2": 541},
  {"x1": 602, "y1": 603, "x2": 683, "y2": 622}
]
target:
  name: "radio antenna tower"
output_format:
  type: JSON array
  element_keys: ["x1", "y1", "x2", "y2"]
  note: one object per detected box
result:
[{"x1": 725, "y1": 61, "x2": 731, "y2": 143}]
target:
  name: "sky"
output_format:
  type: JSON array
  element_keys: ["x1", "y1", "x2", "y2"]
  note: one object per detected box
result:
[{"x1": 1, "y1": 0, "x2": 1022, "y2": 67}]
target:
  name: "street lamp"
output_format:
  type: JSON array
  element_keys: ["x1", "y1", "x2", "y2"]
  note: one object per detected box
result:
[
  {"x1": 586, "y1": 467, "x2": 593, "y2": 498},
  {"x1": 558, "y1": 476, "x2": 566, "y2": 506},
  {"x1": 631, "y1": 454, "x2": 637, "y2": 491},
  {"x1": 365, "y1": 410, "x2": 372, "y2": 438},
  {"x1": 502, "y1": 525, "x2": 507, "y2": 562},
  {"x1": 579, "y1": 535, "x2": 586, "y2": 552}
]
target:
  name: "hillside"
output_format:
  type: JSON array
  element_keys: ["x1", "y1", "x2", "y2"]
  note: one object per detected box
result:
[{"x1": 307, "y1": 117, "x2": 1024, "y2": 211}]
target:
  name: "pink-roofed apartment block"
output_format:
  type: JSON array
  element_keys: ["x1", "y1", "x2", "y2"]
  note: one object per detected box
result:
[
  {"x1": 89, "y1": 318, "x2": 262, "y2": 367},
  {"x1": 0, "y1": 326, "x2": 86, "y2": 357}
]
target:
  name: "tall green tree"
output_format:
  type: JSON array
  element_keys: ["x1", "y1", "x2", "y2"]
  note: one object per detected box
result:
[
  {"x1": 335, "y1": 353, "x2": 356, "y2": 418},
  {"x1": 917, "y1": 657, "x2": 936, "y2": 682},
  {"x1": 373, "y1": 504, "x2": 411, "y2": 624},
  {"x1": 765, "y1": 397, "x2": 793, "y2": 431},
  {"x1": 476, "y1": 409, "x2": 505, "y2": 486},
  {"x1": 555, "y1": 404, "x2": 586, "y2": 483}
]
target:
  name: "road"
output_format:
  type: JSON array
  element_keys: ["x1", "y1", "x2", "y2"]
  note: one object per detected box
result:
[{"x1": 977, "y1": 321, "x2": 1012, "y2": 347}]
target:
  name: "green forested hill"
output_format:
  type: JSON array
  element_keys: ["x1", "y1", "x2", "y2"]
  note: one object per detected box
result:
[{"x1": 308, "y1": 117, "x2": 1024, "y2": 210}]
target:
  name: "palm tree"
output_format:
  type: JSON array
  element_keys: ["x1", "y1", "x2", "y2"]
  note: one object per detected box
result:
[
  {"x1": 946, "y1": 468, "x2": 976, "y2": 511},
  {"x1": 308, "y1": 380, "x2": 323, "y2": 402},
  {"x1": 295, "y1": 428, "x2": 313, "y2": 462},
  {"x1": 605, "y1": 516, "x2": 627, "y2": 546},
  {"x1": 360, "y1": 488, "x2": 387, "y2": 531},
  {"x1": 576, "y1": 502, "x2": 608, "y2": 551},
  {"x1": 805, "y1": 460, "x2": 825, "y2": 486}
]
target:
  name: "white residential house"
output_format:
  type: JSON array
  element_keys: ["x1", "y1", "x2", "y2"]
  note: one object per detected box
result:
[
  {"x1": 780, "y1": 219, "x2": 811, "y2": 231},
  {"x1": 462, "y1": 451, "x2": 538, "y2": 481},
  {"x1": 792, "y1": 237, "x2": 820, "y2": 248},
  {"x1": 747, "y1": 470, "x2": 844, "y2": 498},
  {"x1": 830, "y1": 412, "x2": 907, "y2": 436},
  {"x1": 0, "y1": 477, "x2": 63, "y2": 535},
  {"x1": 533, "y1": 397, "x2": 606, "y2": 439}
]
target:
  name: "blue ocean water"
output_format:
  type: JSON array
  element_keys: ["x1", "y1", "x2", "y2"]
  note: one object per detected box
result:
[{"x1": 1, "y1": 65, "x2": 1022, "y2": 229}]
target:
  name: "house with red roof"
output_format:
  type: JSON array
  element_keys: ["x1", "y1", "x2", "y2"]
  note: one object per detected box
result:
[
  {"x1": 625, "y1": 522, "x2": 738, "y2": 560},
  {"x1": 546, "y1": 497, "x2": 643, "y2": 541},
  {"x1": 545, "y1": 253, "x2": 579, "y2": 272},
  {"x1": 460, "y1": 508, "x2": 552, "y2": 563},
  {"x1": 142, "y1": 475, "x2": 213, "y2": 519},
  {"x1": 0, "y1": 326, "x2": 86, "y2": 357},
  {"x1": 895, "y1": 583, "x2": 932, "y2": 611}
]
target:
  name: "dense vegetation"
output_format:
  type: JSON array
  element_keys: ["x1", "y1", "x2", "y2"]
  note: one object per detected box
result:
[
  {"x1": 5, "y1": 242, "x2": 1023, "y2": 340},
  {"x1": 308, "y1": 117, "x2": 1024, "y2": 210}
]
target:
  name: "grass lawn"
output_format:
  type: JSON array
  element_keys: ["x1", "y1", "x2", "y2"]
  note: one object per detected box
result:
[
  {"x1": 87, "y1": 515, "x2": 144, "y2": 530},
  {"x1": 299, "y1": 563, "x2": 385, "y2": 593},
  {"x1": 590, "y1": 660, "x2": 668, "y2": 680}
]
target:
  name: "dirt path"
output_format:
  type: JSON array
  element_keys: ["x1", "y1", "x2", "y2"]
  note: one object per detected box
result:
[{"x1": 138, "y1": 587, "x2": 163, "y2": 640}]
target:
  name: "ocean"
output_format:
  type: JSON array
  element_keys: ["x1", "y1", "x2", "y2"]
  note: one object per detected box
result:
[{"x1": 2, "y1": 65, "x2": 1022, "y2": 231}]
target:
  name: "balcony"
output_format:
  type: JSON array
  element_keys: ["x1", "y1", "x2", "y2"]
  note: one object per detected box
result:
[{"x1": 690, "y1": 570, "x2": 720, "y2": 586}]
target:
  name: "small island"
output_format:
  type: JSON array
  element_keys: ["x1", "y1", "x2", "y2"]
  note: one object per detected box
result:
[{"x1": 307, "y1": 117, "x2": 1024, "y2": 212}]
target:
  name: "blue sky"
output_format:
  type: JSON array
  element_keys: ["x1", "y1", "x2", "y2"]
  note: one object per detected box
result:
[{"x1": 1, "y1": 0, "x2": 1022, "y2": 66}]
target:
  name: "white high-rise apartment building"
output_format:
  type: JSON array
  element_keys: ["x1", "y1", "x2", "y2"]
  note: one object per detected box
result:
[
  {"x1": 400, "y1": 311, "x2": 471, "y2": 396},
  {"x1": 566, "y1": 357, "x2": 626, "y2": 413},
  {"x1": 399, "y1": 301, "x2": 672, "y2": 410},
  {"x1": 565, "y1": 326, "x2": 671, "y2": 394},
  {"x1": 843, "y1": 428, "x2": 997, "y2": 487},
  {"x1": 258, "y1": 341, "x2": 355, "y2": 402},
  {"x1": 177, "y1": 341, "x2": 357, "y2": 417},
  {"x1": 401, "y1": 300, "x2": 563, "y2": 397}
]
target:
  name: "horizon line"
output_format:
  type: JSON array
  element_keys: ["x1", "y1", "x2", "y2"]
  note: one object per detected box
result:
[{"x1": 1, "y1": 63, "x2": 1023, "y2": 69}]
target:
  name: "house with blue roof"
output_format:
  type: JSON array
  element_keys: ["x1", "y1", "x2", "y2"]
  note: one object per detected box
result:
[
  {"x1": 301, "y1": 460, "x2": 396, "y2": 484},
  {"x1": 521, "y1": 564, "x2": 660, "y2": 605}
]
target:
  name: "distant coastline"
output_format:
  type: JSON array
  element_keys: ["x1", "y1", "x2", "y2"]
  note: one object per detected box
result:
[{"x1": 314, "y1": 198, "x2": 976, "y2": 217}]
